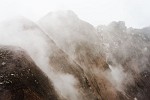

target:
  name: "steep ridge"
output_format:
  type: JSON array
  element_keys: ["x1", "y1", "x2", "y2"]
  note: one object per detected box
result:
[
  {"x1": 0, "y1": 46, "x2": 59, "y2": 100},
  {"x1": 38, "y1": 10, "x2": 126, "y2": 100},
  {"x1": 0, "y1": 17, "x2": 100, "y2": 100}
]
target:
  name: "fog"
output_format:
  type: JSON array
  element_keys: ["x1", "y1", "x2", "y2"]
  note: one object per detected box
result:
[
  {"x1": 0, "y1": 0, "x2": 150, "y2": 28},
  {"x1": 97, "y1": 21, "x2": 150, "y2": 97},
  {"x1": 37, "y1": 10, "x2": 150, "y2": 99},
  {"x1": 0, "y1": 17, "x2": 82, "y2": 100},
  {"x1": 0, "y1": 8, "x2": 150, "y2": 100}
]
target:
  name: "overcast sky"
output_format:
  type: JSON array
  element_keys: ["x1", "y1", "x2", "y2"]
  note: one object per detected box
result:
[{"x1": 0, "y1": 0, "x2": 149, "y2": 28}]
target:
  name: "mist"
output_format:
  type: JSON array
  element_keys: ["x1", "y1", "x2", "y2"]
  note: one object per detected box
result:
[
  {"x1": 0, "y1": 10, "x2": 150, "y2": 100},
  {"x1": 0, "y1": 17, "x2": 82, "y2": 100}
]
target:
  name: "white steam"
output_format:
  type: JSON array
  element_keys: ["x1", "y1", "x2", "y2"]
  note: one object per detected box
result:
[
  {"x1": 0, "y1": 17, "x2": 80, "y2": 100},
  {"x1": 0, "y1": 10, "x2": 150, "y2": 100}
]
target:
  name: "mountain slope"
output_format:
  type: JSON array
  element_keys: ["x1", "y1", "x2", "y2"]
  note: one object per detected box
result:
[
  {"x1": 38, "y1": 10, "x2": 126, "y2": 100},
  {"x1": 0, "y1": 46, "x2": 59, "y2": 100}
]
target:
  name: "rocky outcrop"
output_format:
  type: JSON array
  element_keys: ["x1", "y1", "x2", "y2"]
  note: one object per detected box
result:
[
  {"x1": 0, "y1": 17, "x2": 101, "y2": 100},
  {"x1": 38, "y1": 11, "x2": 126, "y2": 100},
  {"x1": 0, "y1": 46, "x2": 59, "y2": 100},
  {"x1": 97, "y1": 21, "x2": 150, "y2": 100}
]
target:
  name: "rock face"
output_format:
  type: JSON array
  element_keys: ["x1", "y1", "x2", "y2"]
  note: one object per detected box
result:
[
  {"x1": 97, "y1": 21, "x2": 150, "y2": 100},
  {"x1": 0, "y1": 11, "x2": 150, "y2": 100},
  {"x1": 38, "y1": 11, "x2": 126, "y2": 100},
  {"x1": 0, "y1": 17, "x2": 103, "y2": 100},
  {"x1": 0, "y1": 46, "x2": 59, "y2": 100}
]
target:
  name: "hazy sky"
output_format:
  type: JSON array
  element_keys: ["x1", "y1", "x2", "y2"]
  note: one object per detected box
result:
[{"x1": 0, "y1": 0, "x2": 149, "y2": 28}]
